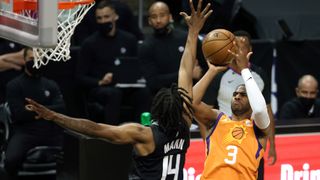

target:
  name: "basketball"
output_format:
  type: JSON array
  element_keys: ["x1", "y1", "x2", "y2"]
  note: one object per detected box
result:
[{"x1": 202, "y1": 29, "x2": 236, "y2": 66}]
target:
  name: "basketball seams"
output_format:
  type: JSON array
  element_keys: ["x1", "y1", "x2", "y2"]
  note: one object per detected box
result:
[
  {"x1": 202, "y1": 29, "x2": 235, "y2": 66},
  {"x1": 205, "y1": 39, "x2": 233, "y2": 59}
]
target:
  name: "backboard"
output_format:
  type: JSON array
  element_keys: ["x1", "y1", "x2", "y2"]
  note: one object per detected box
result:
[{"x1": 0, "y1": 0, "x2": 58, "y2": 47}]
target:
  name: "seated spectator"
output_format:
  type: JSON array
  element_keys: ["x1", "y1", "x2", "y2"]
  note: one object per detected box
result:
[
  {"x1": 279, "y1": 74, "x2": 320, "y2": 119},
  {"x1": 76, "y1": 0, "x2": 150, "y2": 125},
  {"x1": 138, "y1": 1, "x2": 207, "y2": 96},
  {"x1": 4, "y1": 47, "x2": 65, "y2": 179},
  {"x1": 0, "y1": 39, "x2": 25, "y2": 104},
  {"x1": 72, "y1": 0, "x2": 144, "y2": 46}
]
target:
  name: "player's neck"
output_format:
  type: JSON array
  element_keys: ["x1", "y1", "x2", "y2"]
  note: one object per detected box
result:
[{"x1": 231, "y1": 112, "x2": 251, "y2": 121}]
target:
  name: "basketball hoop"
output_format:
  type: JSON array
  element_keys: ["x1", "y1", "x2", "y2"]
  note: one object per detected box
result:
[{"x1": 13, "y1": 0, "x2": 95, "y2": 68}]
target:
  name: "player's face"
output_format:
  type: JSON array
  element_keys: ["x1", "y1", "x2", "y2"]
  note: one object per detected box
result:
[
  {"x1": 148, "y1": 5, "x2": 172, "y2": 29},
  {"x1": 95, "y1": 7, "x2": 118, "y2": 24},
  {"x1": 231, "y1": 85, "x2": 251, "y2": 116}
]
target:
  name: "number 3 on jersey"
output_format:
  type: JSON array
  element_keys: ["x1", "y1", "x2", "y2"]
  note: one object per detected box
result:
[
  {"x1": 161, "y1": 154, "x2": 181, "y2": 180},
  {"x1": 224, "y1": 145, "x2": 238, "y2": 165}
]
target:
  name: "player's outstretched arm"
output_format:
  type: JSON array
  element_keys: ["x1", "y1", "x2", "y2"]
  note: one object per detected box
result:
[
  {"x1": 25, "y1": 98, "x2": 152, "y2": 145},
  {"x1": 178, "y1": 0, "x2": 212, "y2": 125}
]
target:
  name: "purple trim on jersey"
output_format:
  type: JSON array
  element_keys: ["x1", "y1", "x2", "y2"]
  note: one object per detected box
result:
[
  {"x1": 253, "y1": 121, "x2": 263, "y2": 159},
  {"x1": 205, "y1": 112, "x2": 224, "y2": 155}
]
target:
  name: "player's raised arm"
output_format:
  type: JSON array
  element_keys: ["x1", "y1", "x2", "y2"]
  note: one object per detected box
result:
[
  {"x1": 192, "y1": 62, "x2": 227, "y2": 128},
  {"x1": 229, "y1": 38, "x2": 270, "y2": 133},
  {"x1": 178, "y1": 0, "x2": 212, "y2": 124},
  {"x1": 178, "y1": 0, "x2": 212, "y2": 95}
]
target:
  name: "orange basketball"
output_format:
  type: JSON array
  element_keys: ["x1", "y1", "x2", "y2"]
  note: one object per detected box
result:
[
  {"x1": 202, "y1": 29, "x2": 236, "y2": 66},
  {"x1": 232, "y1": 127, "x2": 244, "y2": 140}
]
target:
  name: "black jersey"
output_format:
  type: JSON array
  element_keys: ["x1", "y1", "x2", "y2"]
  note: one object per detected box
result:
[{"x1": 132, "y1": 123, "x2": 190, "y2": 180}]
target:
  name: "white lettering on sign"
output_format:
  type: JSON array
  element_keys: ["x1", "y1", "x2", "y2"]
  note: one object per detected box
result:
[
  {"x1": 183, "y1": 167, "x2": 202, "y2": 180},
  {"x1": 281, "y1": 163, "x2": 320, "y2": 180}
]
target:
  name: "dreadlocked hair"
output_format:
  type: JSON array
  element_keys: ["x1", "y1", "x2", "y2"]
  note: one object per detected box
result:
[{"x1": 151, "y1": 83, "x2": 194, "y2": 138}]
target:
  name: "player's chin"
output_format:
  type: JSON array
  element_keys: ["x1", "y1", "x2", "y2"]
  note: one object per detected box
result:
[{"x1": 231, "y1": 104, "x2": 242, "y2": 114}]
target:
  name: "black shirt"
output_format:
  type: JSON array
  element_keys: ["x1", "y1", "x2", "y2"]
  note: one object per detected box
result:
[
  {"x1": 279, "y1": 97, "x2": 320, "y2": 119},
  {"x1": 6, "y1": 73, "x2": 65, "y2": 135},
  {"x1": 138, "y1": 29, "x2": 207, "y2": 94},
  {"x1": 132, "y1": 123, "x2": 190, "y2": 180},
  {"x1": 0, "y1": 39, "x2": 24, "y2": 103},
  {"x1": 76, "y1": 30, "x2": 138, "y2": 89}
]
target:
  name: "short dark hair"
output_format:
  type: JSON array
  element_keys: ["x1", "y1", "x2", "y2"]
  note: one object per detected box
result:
[
  {"x1": 233, "y1": 30, "x2": 252, "y2": 45},
  {"x1": 151, "y1": 84, "x2": 193, "y2": 138},
  {"x1": 96, "y1": 0, "x2": 116, "y2": 12},
  {"x1": 23, "y1": 47, "x2": 33, "y2": 61}
]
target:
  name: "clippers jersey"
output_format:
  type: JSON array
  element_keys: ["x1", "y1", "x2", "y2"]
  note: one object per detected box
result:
[
  {"x1": 201, "y1": 113, "x2": 264, "y2": 180},
  {"x1": 133, "y1": 123, "x2": 190, "y2": 180}
]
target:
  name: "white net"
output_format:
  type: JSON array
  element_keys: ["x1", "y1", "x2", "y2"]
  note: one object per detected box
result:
[{"x1": 31, "y1": 1, "x2": 94, "y2": 68}]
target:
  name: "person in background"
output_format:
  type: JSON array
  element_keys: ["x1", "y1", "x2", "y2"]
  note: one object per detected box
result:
[
  {"x1": 72, "y1": 0, "x2": 144, "y2": 45},
  {"x1": 4, "y1": 47, "x2": 65, "y2": 179},
  {"x1": 76, "y1": 0, "x2": 150, "y2": 125},
  {"x1": 279, "y1": 74, "x2": 320, "y2": 119},
  {"x1": 138, "y1": 1, "x2": 208, "y2": 96},
  {"x1": 0, "y1": 39, "x2": 25, "y2": 104}
]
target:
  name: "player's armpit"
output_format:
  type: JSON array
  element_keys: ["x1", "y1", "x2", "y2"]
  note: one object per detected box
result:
[{"x1": 193, "y1": 101, "x2": 219, "y2": 129}]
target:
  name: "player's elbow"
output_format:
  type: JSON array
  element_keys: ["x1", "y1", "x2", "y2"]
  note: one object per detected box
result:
[{"x1": 253, "y1": 109, "x2": 270, "y2": 130}]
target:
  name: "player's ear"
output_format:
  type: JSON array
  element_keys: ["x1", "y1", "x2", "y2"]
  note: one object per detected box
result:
[
  {"x1": 148, "y1": 17, "x2": 152, "y2": 26},
  {"x1": 114, "y1": 14, "x2": 119, "y2": 21},
  {"x1": 169, "y1": 14, "x2": 173, "y2": 23},
  {"x1": 295, "y1": 87, "x2": 300, "y2": 96}
]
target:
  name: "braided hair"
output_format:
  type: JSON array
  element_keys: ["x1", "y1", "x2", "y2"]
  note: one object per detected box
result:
[{"x1": 151, "y1": 84, "x2": 194, "y2": 138}]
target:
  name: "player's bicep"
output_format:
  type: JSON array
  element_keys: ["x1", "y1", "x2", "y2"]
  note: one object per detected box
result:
[
  {"x1": 193, "y1": 101, "x2": 219, "y2": 128},
  {"x1": 178, "y1": 68, "x2": 193, "y2": 96},
  {"x1": 95, "y1": 123, "x2": 152, "y2": 145}
]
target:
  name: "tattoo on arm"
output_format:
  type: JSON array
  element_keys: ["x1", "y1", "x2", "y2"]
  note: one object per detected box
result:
[{"x1": 53, "y1": 113, "x2": 102, "y2": 137}]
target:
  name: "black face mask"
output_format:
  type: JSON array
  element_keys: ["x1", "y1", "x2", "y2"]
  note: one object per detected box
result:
[
  {"x1": 98, "y1": 22, "x2": 113, "y2": 35},
  {"x1": 298, "y1": 97, "x2": 315, "y2": 111},
  {"x1": 153, "y1": 23, "x2": 172, "y2": 36},
  {"x1": 25, "y1": 60, "x2": 41, "y2": 77}
]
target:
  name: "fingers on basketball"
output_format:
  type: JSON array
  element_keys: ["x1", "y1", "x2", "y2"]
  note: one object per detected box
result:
[{"x1": 202, "y1": 29, "x2": 236, "y2": 66}]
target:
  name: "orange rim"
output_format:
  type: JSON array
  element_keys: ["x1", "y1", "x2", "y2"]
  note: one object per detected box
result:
[{"x1": 13, "y1": 0, "x2": 94, "y2": 12}]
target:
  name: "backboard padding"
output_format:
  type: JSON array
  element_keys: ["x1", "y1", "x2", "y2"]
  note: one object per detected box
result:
[{"x1": 0, "y1": 0, "x2": 58, "y2": 47}]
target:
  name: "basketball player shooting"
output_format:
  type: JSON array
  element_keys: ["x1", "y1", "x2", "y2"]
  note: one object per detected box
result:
[
  {"x1": 191, "y1": 37, "x2": 271, "y2": 179},
  {"x1": 25, "y1": 0, "x2": 212, "y2": 179}
]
